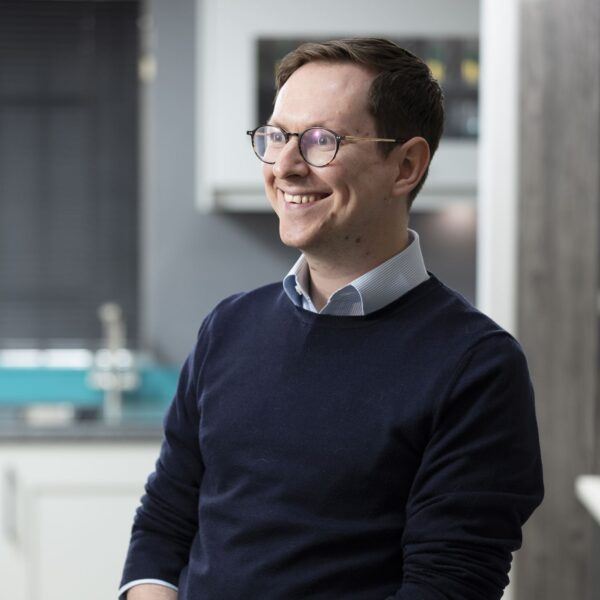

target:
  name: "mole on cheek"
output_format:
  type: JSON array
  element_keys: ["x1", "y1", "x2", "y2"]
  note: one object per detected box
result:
[
  {"x1": 344, "y1": 235, "x2": 350, "y2": 241},
  {"x1": 355, "y1": 236, "x2": 362, "y2": 244}
]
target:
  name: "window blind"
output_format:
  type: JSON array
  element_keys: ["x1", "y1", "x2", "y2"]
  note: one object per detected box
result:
[{"x1": 0, "y1": 0, "x2": 140, "y2": 348}]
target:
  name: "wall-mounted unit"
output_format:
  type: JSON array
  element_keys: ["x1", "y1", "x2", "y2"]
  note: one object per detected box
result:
[{"x1": 196, "y1": 0, "x2": 480, "y2": 213}]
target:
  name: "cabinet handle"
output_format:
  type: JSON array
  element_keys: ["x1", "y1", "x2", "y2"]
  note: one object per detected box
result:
[{"x1": 2, "y1": 467, "x2": 17, "y2": 544}]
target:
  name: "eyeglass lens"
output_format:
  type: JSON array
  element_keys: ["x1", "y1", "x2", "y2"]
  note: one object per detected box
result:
[{"x1": 252, "y1": 126, "x2": 337, "y2": 167}]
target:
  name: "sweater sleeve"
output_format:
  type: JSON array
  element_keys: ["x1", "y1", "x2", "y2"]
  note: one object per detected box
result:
[
  {"x1": 119, "y1": 321, "x2": 208, "y2": 592},
  {"x1": 389, "y1": 333, "x2": 544, "y2": 600}
]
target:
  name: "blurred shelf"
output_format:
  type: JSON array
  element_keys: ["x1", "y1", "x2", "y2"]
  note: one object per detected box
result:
[
  {"x1": 200, "y1": 138, "x2": 478, "y2": 213},
  {"x1": 213, "y1": 187, "x2": 476, "y2": 213}
]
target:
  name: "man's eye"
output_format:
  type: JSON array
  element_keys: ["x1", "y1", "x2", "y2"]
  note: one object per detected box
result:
[
  {"x1": 269, "y1": 132, "x2": 285, "y2": 144},
  {"x1": 314, "y1": 132, "x2": 334, "y2": 147}
]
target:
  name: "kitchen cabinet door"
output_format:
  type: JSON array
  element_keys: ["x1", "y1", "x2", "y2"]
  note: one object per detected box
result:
[{"x1": 0, "y1": 443, "x2": 160, "y2": 600}]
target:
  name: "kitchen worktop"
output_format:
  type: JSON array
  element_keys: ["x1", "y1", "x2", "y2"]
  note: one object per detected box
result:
[{"x1": 0, "y1": 421, "x2": 164, "y2": 442}]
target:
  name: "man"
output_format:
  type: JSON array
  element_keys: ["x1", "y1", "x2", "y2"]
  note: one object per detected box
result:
[{"x1": 120, "y1": 38, "x2": 544, "y2": 599}]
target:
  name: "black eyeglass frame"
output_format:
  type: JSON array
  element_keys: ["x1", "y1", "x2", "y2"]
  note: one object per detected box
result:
[{"x1": 246, "y1": 125, "x2": 406, "y2": 168}]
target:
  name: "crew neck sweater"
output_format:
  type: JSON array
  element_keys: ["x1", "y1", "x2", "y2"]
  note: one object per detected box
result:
[{"x1": 120, "y1": 273, "x2": 544, "y2": 600}]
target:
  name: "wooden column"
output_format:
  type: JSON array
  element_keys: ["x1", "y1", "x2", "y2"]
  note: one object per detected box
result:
[{"x1": 515, "y1": 0, "x2": 600, "y2": 597}]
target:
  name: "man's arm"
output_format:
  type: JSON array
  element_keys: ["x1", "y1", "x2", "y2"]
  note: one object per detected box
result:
[
  {"x1": 120, "y1": 319, "x2": 210, "y2": 594},
  {"x1": 126, "y1": 583, "x2": 177, "y2": 599},
  {"x1": 390, "y1": 333, "x2": 544, "y2": 599}
]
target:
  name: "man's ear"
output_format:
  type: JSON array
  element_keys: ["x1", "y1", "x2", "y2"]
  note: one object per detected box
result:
[{"x1": 389, "y1": 137, "x2": 431, "y2": 198}]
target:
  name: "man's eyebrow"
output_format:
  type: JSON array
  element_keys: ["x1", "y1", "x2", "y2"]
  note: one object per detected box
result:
[{"x1": 266, "y1": 119, "x2": 341, "y2": 131}]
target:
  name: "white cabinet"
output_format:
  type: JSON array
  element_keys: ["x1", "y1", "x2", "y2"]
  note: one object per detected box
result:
[
  {"x1": 196, "y1": 0, "x2": 480, "y2": 213},
  {"x1": 0, "y1": 442, "x2": 160, "y2": 600}
]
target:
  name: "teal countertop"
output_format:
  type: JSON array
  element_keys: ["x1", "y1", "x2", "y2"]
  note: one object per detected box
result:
[
  {"x1": 0, "y1": 366, "x2": 178, "y2": 406},
  {"x1": 0, "y1": 365, "x2": 180, "y2": 438}
]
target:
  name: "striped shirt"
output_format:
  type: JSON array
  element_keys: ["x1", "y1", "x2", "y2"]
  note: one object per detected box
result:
[{"x1": 282, "y1": 228, "x2": 429, "y2": 316}]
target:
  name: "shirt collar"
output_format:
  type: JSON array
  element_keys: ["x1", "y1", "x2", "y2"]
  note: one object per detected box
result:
[{"x1": 282, "y1": 228, "x2": 429, "y2": 316}]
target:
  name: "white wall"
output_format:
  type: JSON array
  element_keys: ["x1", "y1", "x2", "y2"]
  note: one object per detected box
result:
[
  {"x1": 478, "y1": 1, "x2": 521, "y2": 598},
  {"x1": 141, "y1": 0, "x2": 299, "y2": 364},
  {"x1": 477, "y1": 0, "x2": 520, "y2": 335}
]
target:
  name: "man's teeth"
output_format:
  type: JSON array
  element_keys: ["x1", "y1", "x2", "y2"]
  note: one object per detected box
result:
[{"x1": 283, "y1": 192, "x2": 326, "y2": 204}]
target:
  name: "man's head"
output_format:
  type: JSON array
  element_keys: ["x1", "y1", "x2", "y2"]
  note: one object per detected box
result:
[
  {"x1": 259, "y1": 38, "x2": 443, "y2": 261},
  {"x1": 275, "y1": 38, "x2": 444, "y2": 207}
]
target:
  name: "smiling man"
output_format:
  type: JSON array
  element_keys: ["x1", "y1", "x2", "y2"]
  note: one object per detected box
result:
[
  {"x1": 120, "y1": 39, "x2": 544, "y2": 600},
  {"x1": 260, "y1": 58, "x2": 427, "y2": 313}
]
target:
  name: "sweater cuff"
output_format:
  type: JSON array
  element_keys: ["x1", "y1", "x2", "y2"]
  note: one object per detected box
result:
[{"x1": 119, "y1": 579, "x2": 178, "y2": 599}]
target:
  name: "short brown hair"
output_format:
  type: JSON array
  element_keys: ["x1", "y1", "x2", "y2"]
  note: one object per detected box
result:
[{"x1": 275, "y1": 38, "x2": 444, "y2": 209}]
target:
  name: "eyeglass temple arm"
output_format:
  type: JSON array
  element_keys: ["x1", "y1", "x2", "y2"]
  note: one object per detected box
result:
[{"x1": 343, "y1": 135, "x2": 404, "y2": 143}]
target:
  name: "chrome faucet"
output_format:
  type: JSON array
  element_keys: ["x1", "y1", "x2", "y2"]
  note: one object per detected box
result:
[{"x1": 86, "y1": 303, "x2": 139, "y2": 423}]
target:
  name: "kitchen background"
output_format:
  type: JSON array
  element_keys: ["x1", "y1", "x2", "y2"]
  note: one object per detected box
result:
[{"x1": 0, "y1": 0, "x2": 598, "y2": 599}]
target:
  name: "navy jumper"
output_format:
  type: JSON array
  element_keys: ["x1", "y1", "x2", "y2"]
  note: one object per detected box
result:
[{"x1": 121, "y1": 273, "x2": 544, "y2": 599}]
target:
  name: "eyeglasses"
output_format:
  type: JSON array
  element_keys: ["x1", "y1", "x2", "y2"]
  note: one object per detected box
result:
[{"x1": 246, "y1": 125, "x2": 405, "y2": 168}]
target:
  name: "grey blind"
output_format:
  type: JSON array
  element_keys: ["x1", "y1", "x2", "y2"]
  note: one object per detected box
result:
[{"x1": 0, "y1": 0, "x2": 139, "y2": 348}]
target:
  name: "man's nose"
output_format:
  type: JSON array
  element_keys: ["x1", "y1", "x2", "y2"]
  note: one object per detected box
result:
[{"x1": 273, "y1": 136, "x2": 310, "y2": 179}]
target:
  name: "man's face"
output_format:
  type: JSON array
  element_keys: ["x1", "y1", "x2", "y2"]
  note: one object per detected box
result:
[{"x1": 263, "y1": 61, "x2": 404, "y2": 258}]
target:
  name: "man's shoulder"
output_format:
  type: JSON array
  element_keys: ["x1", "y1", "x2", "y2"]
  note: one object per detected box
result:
[
  {"x1": 423, "y1": 274, "x2": 523, "y2": 356},
  {"x1": 204, "y1": 281, "x2": 284, "y2": 322}
]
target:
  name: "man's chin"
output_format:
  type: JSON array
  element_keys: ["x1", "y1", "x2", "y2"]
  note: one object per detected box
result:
[
  {"x1": 278, "y1": 220, "x2": 334, "y2": 254},
  {"x1": 278, "y1": 226, "x2": 310, "y2": 250},
  {"x1": 279, "y1": 236, "x2": 308, "y2": 251}
]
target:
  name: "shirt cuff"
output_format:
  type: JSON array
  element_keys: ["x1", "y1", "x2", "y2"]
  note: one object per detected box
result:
[{"x1": 119, "y1": 579, "x2": 178, "y2": 599}]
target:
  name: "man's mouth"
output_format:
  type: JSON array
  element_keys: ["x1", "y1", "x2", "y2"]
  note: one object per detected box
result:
[{"x1": 282, "y1": 191, "x2": 330, "y2": 204}]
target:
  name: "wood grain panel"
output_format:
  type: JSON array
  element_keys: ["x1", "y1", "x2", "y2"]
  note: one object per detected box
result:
[{"x1": 516, "y1": 0, "x2": 600, "y2": 597}]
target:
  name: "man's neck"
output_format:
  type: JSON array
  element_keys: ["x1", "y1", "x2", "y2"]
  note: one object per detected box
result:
[{"x1": 304, "y1": 230, "x2": 410, "y2": 312}]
